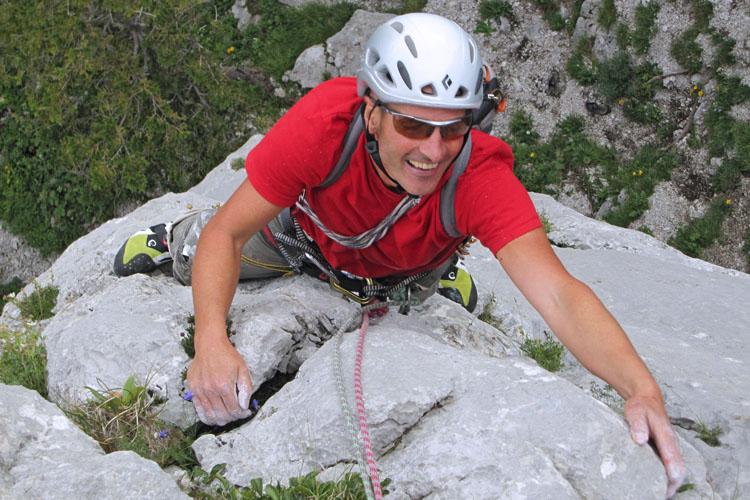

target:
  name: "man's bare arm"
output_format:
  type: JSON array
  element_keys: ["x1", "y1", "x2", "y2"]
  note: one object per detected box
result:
[
  {"x1": 187, "y1": 179, "x2": 283, "y2": 425},
  {"x1": 496, "y1": 227, "x2": 686, "y2": 498}
]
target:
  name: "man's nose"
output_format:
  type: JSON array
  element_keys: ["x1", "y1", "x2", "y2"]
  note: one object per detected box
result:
[{"x1": 419, "y1": 126, "x2": 448, "y2": 161}]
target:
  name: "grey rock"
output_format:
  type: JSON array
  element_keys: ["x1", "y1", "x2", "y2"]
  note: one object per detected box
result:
[
  {"x1": 284, "y1": 44, "x2": 333, "y2": 89},
  {"x1": 192, "y1": 326, "x2": 667, "y2": 499},
  {"x1": 231, "y1": 0, "x2": 251, "y2": 30},
  {"x1": 325, "y1": 10, "x2": 395, "y2": 78},
  {"x1": 0, "y1": 383, "x2": 188, "y2": 500}
]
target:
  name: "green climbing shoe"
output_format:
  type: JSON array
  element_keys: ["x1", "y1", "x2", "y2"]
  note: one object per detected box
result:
[
  {"x1": 438, "y1": 257, "x2": 478, "y2": 313},
  {"x1": 113, "y1": 223, "x2": 172, "y2": 277}
]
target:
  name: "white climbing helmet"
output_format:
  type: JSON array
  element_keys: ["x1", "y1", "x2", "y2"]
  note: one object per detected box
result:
[{"x1": 357, "y1": 13, "x2": 484, "y2": 109}]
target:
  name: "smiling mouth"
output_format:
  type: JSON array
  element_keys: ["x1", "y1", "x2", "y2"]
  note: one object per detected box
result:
[{"x1": 406, "y1": 159, "x2": 438, "y2": 170}]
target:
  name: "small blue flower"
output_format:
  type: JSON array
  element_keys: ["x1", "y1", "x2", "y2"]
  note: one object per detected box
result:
[
  {"x1": 158, "y1": 430, "x2": 168, "y2": 439},
  {"x1": 184, "y1": 391, "x2": 194, "y2": 401},
  {"x1": 252, "y1": 399, "x2": 259, "y2": 411}
]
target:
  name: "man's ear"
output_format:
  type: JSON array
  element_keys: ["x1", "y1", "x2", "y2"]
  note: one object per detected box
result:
[{"x1": 363, "y1": 95, "x2": 379, "y2": 135}]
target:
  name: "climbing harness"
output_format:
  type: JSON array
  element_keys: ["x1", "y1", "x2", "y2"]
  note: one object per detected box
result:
[{"x1": 332, "y1": 297, "x2": 421, "y2": 500}]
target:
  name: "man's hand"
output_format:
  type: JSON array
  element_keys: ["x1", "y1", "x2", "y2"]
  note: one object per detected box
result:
[
  {"x1": 625, "y1": 395, "x2": 687, "y2": 499},
  {"x1": 186, "y1": 337, "x2": 253, "y2": 426}
]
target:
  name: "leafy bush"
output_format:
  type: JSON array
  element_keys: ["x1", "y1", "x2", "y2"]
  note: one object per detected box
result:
[
  {"x1": 690, "y1": 0, "x2": 714, "y2": 33},
  {"x1": 0, "y1": 1, "x2": 354, "y2": 255},
  {"x1": 0, "y1": 326, "x2": 48, "y2": 398},
  {"x1": 711, "y1": 32, "x2": 736, "y2": 69}
]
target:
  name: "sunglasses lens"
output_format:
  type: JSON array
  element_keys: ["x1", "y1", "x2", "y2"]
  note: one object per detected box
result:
[
  {"x1": 441, "y1": 116, "x2": 472, "y2": 139},
  {"x1": 392, "y1": 115, "x2": 434, "y2": 139},
  {"x1": 391, "y1": 114, "x2": 471, "y2": 140}
]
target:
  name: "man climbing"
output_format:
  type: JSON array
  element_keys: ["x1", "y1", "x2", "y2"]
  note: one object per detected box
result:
[{"x1": 114, "y1": 13, "x2": 686, "y2": 497}]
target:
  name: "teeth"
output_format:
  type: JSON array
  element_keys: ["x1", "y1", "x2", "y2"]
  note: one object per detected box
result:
[{"x1": 408, "y1": 160, "x2": 438, "y2": 170}]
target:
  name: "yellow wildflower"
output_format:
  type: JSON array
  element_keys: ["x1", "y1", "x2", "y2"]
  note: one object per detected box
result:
[
  {"x1": 530, "y1": 152, "x2": 535, "y2": 158},
  {"x1": 693, "y1": 84, "x2": 698, "y2": 90},
  {"x1": 227, "y1": 46, "x2": 235, "y2": 54},
  {"x1": 638, "y1": 169, "x2": 643, "y2": 175},
  {"x1": 726, "y1": 199, "x2": 731, "y2": 205},
  {"x1": 619, "y1": 99, "x2": 625, "y2": 105},
  {"x1": 632, "y1": 171, "x2": 637, "y2": 176},
  {"x1": 698, "y1": 90, "x2": 704, "y2": 97}
]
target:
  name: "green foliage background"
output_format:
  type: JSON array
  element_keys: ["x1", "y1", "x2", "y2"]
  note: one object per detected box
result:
[{"x1": 0, "y1": 0, "x2": 348, "y2": 255}]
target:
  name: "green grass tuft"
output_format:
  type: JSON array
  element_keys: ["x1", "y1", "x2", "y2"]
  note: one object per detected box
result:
[
  {"x1": 520, "y1": 332, "x2": 565, "y2": 372},
  {"x1": 670, "y1": 27, "x2": 703, "y2": 74},
  {"x1": 696, "y1": 422, "x2": 722, "y2": 447},
  {"x1": 63, "y1": 375, "x2": 200, "y2": 469},
  {"x1": 15, "y1": 284, "x2": 59, "y2": 321},
  {"x1": 0, "y1": 276, "x2": 23, "y2": 311}
]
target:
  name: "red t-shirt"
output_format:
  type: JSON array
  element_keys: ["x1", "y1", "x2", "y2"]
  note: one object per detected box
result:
[{"x1": 246, "y1": 78, "x2": 540, "y2": 278}]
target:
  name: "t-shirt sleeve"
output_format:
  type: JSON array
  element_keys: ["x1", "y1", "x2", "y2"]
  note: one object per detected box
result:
[
  {"x1": 456, "y1": 134, "x2": 542, "y2": 255},
  {"x1": 245, "y1": 80, "x2": 356, "y2": 207}
]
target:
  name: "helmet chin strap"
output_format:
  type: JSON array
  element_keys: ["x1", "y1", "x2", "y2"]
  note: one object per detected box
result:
[{"x1": 362, "y1": 107, "x2": 406, "y2": 194}]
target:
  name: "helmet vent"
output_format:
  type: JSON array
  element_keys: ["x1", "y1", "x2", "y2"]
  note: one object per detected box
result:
[
  {"x1": 391, "y1": 21, "x2": 404, "y2": 34},
  {"x1": 421, "y1": 84, "x2": 436, "y2": 96},
  {"x1": 397, "y1": 61, "x2": 412, "y2": 89},
  {"x1": 474, "y1": 68, "x2": 483, "y2": 95},
  {"x1": 366, "y1": 48, "x2": 380, "y2": 67},
  {"x1": 404, "y1": 35, "x2": 418, "y2": 58},
  {"x1": 455, "y1": 86, "x2": 468, "y2": 98},
  {"x1": 378, "y1": 68, "x2": 396, "y2": 88},
  {"x1": 468, "y1": 40, "x2": 475, "y2": 63}
]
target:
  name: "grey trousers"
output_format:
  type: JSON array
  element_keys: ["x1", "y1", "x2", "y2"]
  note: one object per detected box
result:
[{"x1": 167, "y1": 208, "x2": 452, "y2": 303}]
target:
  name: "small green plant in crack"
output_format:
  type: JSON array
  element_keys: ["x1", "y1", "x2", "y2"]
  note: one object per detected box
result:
[
  {"x1": 632, "y1": 2, "x2": 660, "y2": 54},
  {"x1": 520, "y1": 332, "x2": 565, "y2": 372},
  {"x1": 63, "y1": 375, "x2": 200, "y2": 469},
  {"x1": 0, "y1": 325, "x2": 48, "y2": 398},
  {"x1": 696, "y1": 422, "x2": 723, "y2": 447},
  {"x1": 598, "y1": 0, "x2": 616, "y2": 31},
  {"x1": 539, "y1": 211, "x2": 554, "y2": 234},
  {"x1": 566, "y1": 37, "x2": 598, "y2": 85},
  {"x1": 477, "y1": 294, "x2": 504, "y2": 331},
  {"x1": 181, "y1": 315, "x2": 236, "y2": 359},
  {"x1": 14, "y1": 283, "x2": 59, "y2": 321},
  {"x1": 677, "y1": 483, "x2": 696, "y2": 493},
  {"x1": 615, "y1": 22, "x2": 630, "y2": 50},
  {"x1": 711, "y1": 32, "x2": 736, "y2": 69}
]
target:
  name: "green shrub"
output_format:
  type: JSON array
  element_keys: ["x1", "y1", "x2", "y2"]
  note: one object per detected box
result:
[
  {"x1": 0, "y1": 1, "x2": 354, "y2": 256},
  {"x1": 15, "y1": 284, "x2": 59, "y2": 321},
  {"x1": 713, "y1": 158, "x2": 742, "y2": 193},
  {"x1": 532, "y1": 0, "x2": 581, "y2": 34},
  {"x1": 670, "y1": 27, "x2": 703, "y2": 74},
  {"x1": 0, "y1": 326, "x2": 48, "y2": 398},
  {"x1": 696, "y1": 422, "x2": 722, "y2": 447},
  {"x1": 521, "y1": 332, "x2": 565, "y2": 372},
  {"x1": 632, "y1": 2, "x2": 660, "y2": 54},
  {"x1": 669, "y1": 198, "x2": 732, "y2": 257},
  {"x1": 598, "y1": 0, "x2": 617, "y2": 31}
]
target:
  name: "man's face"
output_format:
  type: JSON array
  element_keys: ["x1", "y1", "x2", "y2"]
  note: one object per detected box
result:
[{"x1": 365, "y1": 98, "x2": 469, "y2": 197}]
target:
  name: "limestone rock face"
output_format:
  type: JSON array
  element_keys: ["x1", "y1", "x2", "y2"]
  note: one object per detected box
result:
[{"x1": 0, "y1": 384, "x2": 188, "y2": 500}]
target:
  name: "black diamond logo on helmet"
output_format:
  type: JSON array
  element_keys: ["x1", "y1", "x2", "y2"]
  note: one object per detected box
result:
[{"x1": 442, "y1": 75, "x2": 452, "y2": 89}]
